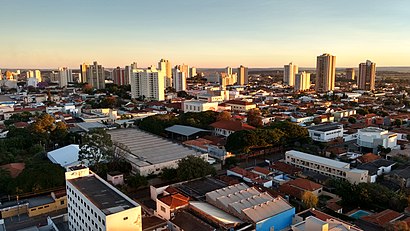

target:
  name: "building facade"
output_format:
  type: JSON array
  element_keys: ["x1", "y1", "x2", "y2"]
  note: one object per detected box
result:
[
  {"x1": 284, "y1": 62, "x2": 298, "y2": 86},
  {"x1": 58, "y1": 67, "x2": 72, "y2": 87},
  {"x1": 315, "y1": 54, "x2": 336, "y2": 92},
  {"x1": 172, "y1": 68, "x2": 186, "y2": 92},
  {"x1": 158, "y1": 59, "x2": 172, "y2": 88},
  {"x1": 357, "y1": 127, "x2": 398, "y2": 151},
  {"x1": 308, "y1": 123, "x2": 344, "y2": 142},
  {"x1": 86, "y1": 61, "x2": 105, "y2": 89},
  {"x1": 357, "y1": 60, "x2": 376, "y2": 91},
  {"x1": 237, "y1": 65, "x2": 248, "y2": 85},
  {"x1": 112, "y1": 67, "x2": 128, "y2": 85},
  {"x1": 182, "y1": 100, "x2": 218, "y2": 113},
  {"x1": 346, "y1": 68, "x2": 355, "y2": 80},
  {"x1": 131, "y1": 66, "x2": 165, "y2": 101},
  {"x1": 294, "y1": 71, "x2": 311, "y2": 91}
]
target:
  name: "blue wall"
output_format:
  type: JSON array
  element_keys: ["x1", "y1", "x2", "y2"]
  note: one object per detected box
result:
[{"x1": 255, "y1": 207, "x2": 295, "y2": 231}]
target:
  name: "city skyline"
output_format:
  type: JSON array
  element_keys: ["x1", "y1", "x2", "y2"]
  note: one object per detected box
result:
[{"x1": 1, "y1": 0, "x2": 410, "y2": 68}]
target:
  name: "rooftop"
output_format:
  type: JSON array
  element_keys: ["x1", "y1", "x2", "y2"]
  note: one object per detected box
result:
[
  {"x1": 210, "y1": 120, "x2": 255, "y2": 132},
  {"x1": 286, "y1": 150, "x2": 350, "y2": 169},
  {"x1": 165, "y1": 125, "x2": 209, "y2": 137},
  {"x1": 308, "y1": 123, "x2": 343, "y2": 132},
  {"x1": 68, "y1": 175, "x2": 138, "y2": 215}
]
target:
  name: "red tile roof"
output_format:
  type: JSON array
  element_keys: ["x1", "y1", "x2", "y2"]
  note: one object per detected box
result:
[
  {"x1": 0, "y1": 162, "x2": 25, "y2": 178},
  {"x1": 279, "y1": 183, "x2": 303, "y2": 199},
  {"x1": 288, "y1": 178, "x2": 322, "y2": 191},
  {"x1": 270, "y1": 161, "x2": 302, "y2": 175},
  {"x1": 357, "y1": 153, "x2": 381, "y2": 163},
  {"x1": 210, "y1": 120, "x2": 255, "y2": 132},
  {"x1": 362, "y1": 209, "x2": 403, "y2": 226},
  {"x1": 158, "y1": 193, "x2": 189, "y2": 209},
  {"x1": 229, "y1": 166, "x2": 259, "y2": 180},
  {"x1": 225, "y1": 100, "x2": 255, "y2": 106},
  {"x1": 252, "y1": 166, "x2": 271, "y2": 176}
]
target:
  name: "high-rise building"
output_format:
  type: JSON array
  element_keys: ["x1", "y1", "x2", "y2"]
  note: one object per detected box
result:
[
  {"x1": 172, "y1": 67, "x2": 186, "y2": 92},
  {"x1": 315, "y1": 53, "x2": 336, "y2": 92},
  {"x1": 58, "y1": 67, "x2": 72, "y2": 87},
  {"x1": 112, "y1": 67, "x2": 128, "y2": 85},
  {"x1": 0, "y1": 69, "x2": 2, "y2": 80},
  {"x1": 346, "y1": 68, "x2": 355, "y2": 80},
  {"x1": 85, "y1": 61, "x2": 105, "y2": 89},
  {"x1": 283, "y1": 63, "x2": 298, "y2": 86},
  {"x1": 190, "y1": 67, "x2": 197, "y2": 78},
  {"x1": 124, "y1": 62, "x2": 138, "y2": 86},
  {"x1": 176, "y1": 64, "x2": 190, "y2": 80},
  {"x1": 237, "y1": 65, "x2": 248, "y2": 85},
  {"x1": 158, "y1": 59, "x2": 172, "y2": 88},
  {"x1": 131, "y1": 66, "x2": 165, "y2": 101},
  {"x1": 6, "y1": 71, "x2": 14, "y2": 80},
  {"x1": 26, "y1": 70, "x2": 42, "y2": 82},
  {"x1": 66, "y1": 166, "x2": 142, "y2": 231},
  {"x1": 225, "y1": 66, "x2": 233, "y2": 76},
  {"x1": 294, "y1": 71, "x2": 311, "y2": 91},
  {"x1": 358, "y1": 60, "x2": 376, "y2": 91},
  {"x1": 80, "y1": 63, "x2": 89, "y2": 83}
]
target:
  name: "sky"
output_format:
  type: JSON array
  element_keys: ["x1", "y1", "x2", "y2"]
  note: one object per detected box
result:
[{"x1": 1, "y1": 0, "x2": 410, "y2": 69}]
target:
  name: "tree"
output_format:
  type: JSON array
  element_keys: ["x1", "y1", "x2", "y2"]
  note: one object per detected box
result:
[
  {"x1": 126, "y1": 173, "x2": 148, "y2": 189},
  {"x1": 176, "y1": 156, "x2": 216, "y2": 181},
  {"x1": 247, "y1": 108, "x2": 263, "y2": 128},
  {"x1": 79, "y1": 129, "x2": 114, "y2": 169},
  {"x1": 395, "y1": 119, "x2": 403, "y2": 127},
  {"x1": 268, "y1": 121, "x2": 309, "y2": 144},
  {"x1": 356, "y1": 108, "x2": 369, "y2": 116},
  {"x1": 348, "y1": 117, "x2": 357, "y2": 124},
  {"x1": 217, "y1": 111, "x2": 232, "y2": 121},
  {"x1": 100, "y1": 96, "x2": 117, "y2": 108},
  {"x1": 301, "y1": 191, "x2": 318, "y2": 208},
  {"x1": 386, "y1": 221, "x2": 410, "y2": 231}
]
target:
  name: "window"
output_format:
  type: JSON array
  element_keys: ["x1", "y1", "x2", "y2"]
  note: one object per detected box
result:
[
  {"x1": 160, "y1": 206, "x2": 166, "y2": 212},
  {"x1": 61, "y1": 200, "x2": 65, "y2": 205}
]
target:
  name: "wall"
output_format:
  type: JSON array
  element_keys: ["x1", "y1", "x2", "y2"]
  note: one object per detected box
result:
[
  {"x1": 28, "y1": 196, "x2": 67, "y2": 217},
  {"x1": 255, "y1": 208, "x2": 295, "y2": 231},
  {"x1": 156, "y1": 199, "x2": 171, "y2": 220},
  {"x1": 106, "y1": 206, "x2": 142, "y2": 231},
  {"x1": 0, "y1": 204, "x2": 28, "y2": 218}
]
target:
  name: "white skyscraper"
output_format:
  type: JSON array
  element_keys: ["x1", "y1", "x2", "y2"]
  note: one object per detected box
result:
[
  {"x1": 172, "y1": 67, "x2": 186, "y2": 92},
  {"x1": 131, "y1": 66, "x2": 165, "y2": 101},
  {"x1": 58, "y1": 67, "x2": 72, "y2": 87},
  {"x1": 294, "y1": 71, "x2": 311, "y2": 91},
  {"x1": 283, "y1": 63, "x2": 298, "y2": 86}
]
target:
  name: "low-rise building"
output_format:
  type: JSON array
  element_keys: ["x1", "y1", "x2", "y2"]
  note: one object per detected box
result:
[
  {"x1": 357, "y1": 127, "x2": 398, "y2": 152},
  {"x1": 210, "y1": 120, "x2": 255, "y2": 137},
  {"x1": 224, "y1": 100, "x2": 256, "y2": 113},
  {"x1": 308, "y1": 123, "x2": 344, "y2": 142},
  {"x1": 182, "y1": 100, "x2": 218, "y2": 113},
  {"x1": 285, "y1": 150, "x2": 368, "y2": 184}
]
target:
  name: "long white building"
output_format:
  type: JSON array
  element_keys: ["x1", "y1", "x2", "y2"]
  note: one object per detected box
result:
[
  {"x1": 308, "y1": 123, "x2": 343, "y2": 142},
  {"x1": 131, "y1": 66, "x2": 165, "y2": 101},
  {"x1": 66, "y1": 166, "x2": 142, "y2": 231},
  {"x1": 285, "y1": 150, "x2": 368, "y2": 184}
]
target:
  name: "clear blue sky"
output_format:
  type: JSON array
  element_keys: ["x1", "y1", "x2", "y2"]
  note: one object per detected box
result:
[{"x1": 1, "y1": 0, "x2": 409, "y2": 68}]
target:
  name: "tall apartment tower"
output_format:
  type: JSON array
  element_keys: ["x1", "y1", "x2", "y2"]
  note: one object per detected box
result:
[
  {"x1": 58, "y1": 67, "x2": 72, "y2": 87},
  {"x1": 86, "y1": 61, "x2": 105, "y2": 89},
  {"x1": 176, "y1": 64, "x2": 190, "y2": 81},
  {"x1": 294, "y1": 71, "x2": 311, "y2": 91},
  {"x1": 190, "y1": 67, "x2": 197, "y2": 78},
  {"x1": 225, "y1": 66, "x2": 233, "y2": 76},
  {"x1": 237, "y1": 65, "x2": 249, "y2": 85},
  {"x1": 80, "y1": 63, "x2": 89, "y2": 83},
  {"x1": 112, "y1": 67, "x2": 128, "y2": 85},
  {"x1": 315, "y1": 54, "x2": 336, "y2": 92},
  {"x1": 158, "y1": 59, "x2": 172, "y2": 88},
  {"x1": 124, "y1": 62, "x2": 138, "y2": 86},
  {"x1": 172, "y1": 67, "x2": 187, "y2": 92},
  {"x1": 358, "y1": 60, "x2": 376, "y2": 91},
  {"x1": 66, "y1": 166, "x2": 142, "y2": 231},
  {"x1": 346, "y1": 68, "x2": 355, "y2": 80},
  {"x1": 131, "y1": 66, "x2": 165, "y2": 101},
  {"x1": 283, "y1": 63, "x2": 298, "y2": 86}
]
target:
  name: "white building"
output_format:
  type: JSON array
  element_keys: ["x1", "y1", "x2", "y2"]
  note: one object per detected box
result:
[
  {"x1": 285, "y1": 150, "x2": 368, "y2": 184},
  {"x1": 308, "y1": 123, "x2": 344, "y2": 142},
  {"x1": 47, "y1": 144, "x2": 81, "y2": 168},
  {"x1": 66, "y1": 166, "x2": 142, "y2": 231},
  {"x1": 294, "y1": 71, "x2": 311, "y2": 91},
  {"x1": 27, "y1": 77, "x2": 38, "y2": 87},
  {"x1": 284, "y1": 62, "x2": 298, "y2": 86},
  {"x1": 357, "y1": 127, "x2": 398, "y2": 151},
  {"x1": 172, "y1": 68, "x2": 186, "y2": 92},
  {"x1": 182, "y1": 100, "x2": 218, "y2": 113},
  {"x1": 131, "y1": 66, "x2": 165, "y2": 101},
  {"x1": 59, "y1": 67, "x2": 72, "y2": 87}
]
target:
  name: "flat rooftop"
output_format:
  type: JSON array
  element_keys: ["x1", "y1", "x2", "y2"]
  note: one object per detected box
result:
[
  {"x1": 286, "y1": 150, "x2": 349, "y2": 169},
  {"x1": 68, "y1": 175, "x2": 137, "y2": 215},
  {"x1": 308, "y1": 123, "x2": 342, "y2": 132},
  {"x1": 108, "y1": 129, "x2": 202, "y2": 167}
]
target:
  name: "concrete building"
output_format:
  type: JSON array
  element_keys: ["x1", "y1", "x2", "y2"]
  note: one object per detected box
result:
[
  {"x1": 182, "y1": 100, "x2": 218, "y2": 113},
  {"x1": 205, "y1": 183, "x2": 295, "y2": 231},
  {"x1": 66, "y1": 166, "x2": 142, "y2": 231},
  {"x1": 112, "y1": 66, "x2": 128, "y2": 85},
  {"x1": 108, "y1": 129, "x2": 208, "y2": 176},
  {"x1": 285, "y1": 150, "x2": 368, "y2": 184},
  {"x1": 224, "y1": 100, "x2": 256, "y2": 112},
  {"x1": 58, "y1": 67, "x2": 72, "y2": 87},
  {"x1": 294, "y1": 71, "x2": 311, "y2": 91},
  {"x1": 172, "y1": 67, "x2": 186, "y2": 92},
  {"x1": 284, "y1": 62, "x2": 298, "y2": 86},
  {"x1": 308, "y1": 123, "x2": 344, "y2": 142},
  {"x1": 316, "y1": 53, "x2": 336, "y2": 92},
  {"x1": 345, "y1": 68, "x2": 355, "y2": 80},
  {"x1": 358, "y1": 60, "x2": 376, "y2": 91},
  {"x1": 176, "y1": 64, "x2": 190, "y2": 80},
  {"x1": 237, "y1": 65, "x2": 248, "y2": 85},
  {"x1": 357, "y1": 127, "x2": 398, "y2": 152},
  {"x1": 190, "y1": 67, "x2": 197, "y2": 78},
  {"x1": 86, "y1": 61, "x2": 105, "y2": 89},
  {"x1": 27, "y1": 70, "x2": 42, "y2": 82},
  {"x1": 158, "y1": 59, "x2": 172, "y2": 88},
  {"x1": 80, "y1": 63, "x2": 88, "y2": 83},
  {"x1": 131, "y1": 66, "x2": 165, "y2": 101},
  {"x1": 225, "y1": 66, "x2": 233, "y2": 75}
]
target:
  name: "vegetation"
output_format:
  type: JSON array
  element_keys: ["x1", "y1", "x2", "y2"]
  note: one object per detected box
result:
[
  {"x1": 301, "y1": 191, "x2": 318, "y2": 208},
  {"x1": 160, "y1": 156, "x2": 216, "y2": 181},
  {"x1": 79, "y1": 129, "x2": 114, "y2": 170},
  {"x1": 247, "y1": 108, "x2": 263, "y2": 128}
]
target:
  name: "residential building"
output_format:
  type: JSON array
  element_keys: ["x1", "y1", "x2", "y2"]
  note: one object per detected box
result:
[
  {"x1": 358, "y1": 60, "x2": 376, "y2": 91},
  {"x1": 124, "y1": 62, "x2": 138, "y2": 86},
  {"x1": 205, "y1": 183, "x2": 295, "y2": 231},
  {"x1": 172, "y1": 67, "x2": 186, "y2": 92},
  {"x1": 58, "y1": 67, "x2": 72, "y2": 87},
  {"x1": 27, "y1": 70, "x2": 42, "y2": 82},
  {"x1": 357, "y1": 127, "x2": 398, "y2": 152},
  {"x1": 237, "y1": 65, "x2": 248, "y2": 85},
  {"x1": 156, "y1": 193, "x2": 189, "y2": 220},
  {"x1": 131, "y1": 66, "x2": 165, "y2": 101},
  {"x1": 190, "y1": 67, "x2": 197, "y2": 77},
  {"x1": 285, "y1": 150, "x2": 368, "y2": 184},
  {"x1": 80, "y1": 63, "x2": 88, "y2": 83},
  {"x1": 346, "y1": 68, "x2": 355, "y2": 80},
  {"x1": 220, "y1": 72, "x2": 237, "y2": 88},
  {"x1": 224, "y1": 100, "x2": 256, "y2": 112},
  {"x1": 158, "y1": 59, "x2": 172, "y2": 88},
  {"x1": 85, "y1": 61, "x2": 105, "y2": 89},
  {"x1": 294, "y1": 71, "x2": 311, "y2": 91},
  {"x1": 182, "y1": 100, "x2": 218, "y2": 113},
  {"x1": 112, "y1": 66, "x2": 128, "y2": 85},
  {"x1": 176, "y1": 64, "x2": 190, "y2": 80},
  {"x1": 66, "y1": 166, "x2": 142, "y2": 231},
  {"x1": 284, "y1": 62, "x2": 298, "y2": 86},
  {"x1": 210, "y1": 120, "x2": 255, "y2": 137},
  {"x1": 225, "y1": 66, "x2": 232, "y2": 75},
  {"x1": 279, "y1": 178, "x2": 323, "y2": 200},
  {"x1": 316, "y1": 53, "x2": 336, "y2": 92},
  {"x1": 308, "y1": 123, "x2": 344, "y2": 142}
]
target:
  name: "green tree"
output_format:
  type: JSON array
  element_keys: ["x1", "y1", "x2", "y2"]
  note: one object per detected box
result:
[
  {"x1": 394, "y1": 119, "x2": 403, "y2": 127},
  {"x1": 160, "y1": 168, "x2": 178, "y2": 181},
  {"x1": 126, "y1": 173, "x2": 148, "y2": 189},
  {"x1": 176, "y1": 156, "x2": 216, "y2": 181},
  {"x1": 247, "y1": 108, "x2": 263, "y2": 128},
  {"x1": 79, "y1": 129, "x2": 114, "y2": 170},
  {"x1": 356, "y1": 108, "x2": 369, "y2": 116},
  {"x1": 217, "y1": 111, "x2": 232, "y2": 121},
  {"x1": 348, "y1": 117, "x2": 357, "y2": 124},
  {"x1": 301, "y1": 191, "x2": 318, "y2": 208}
]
